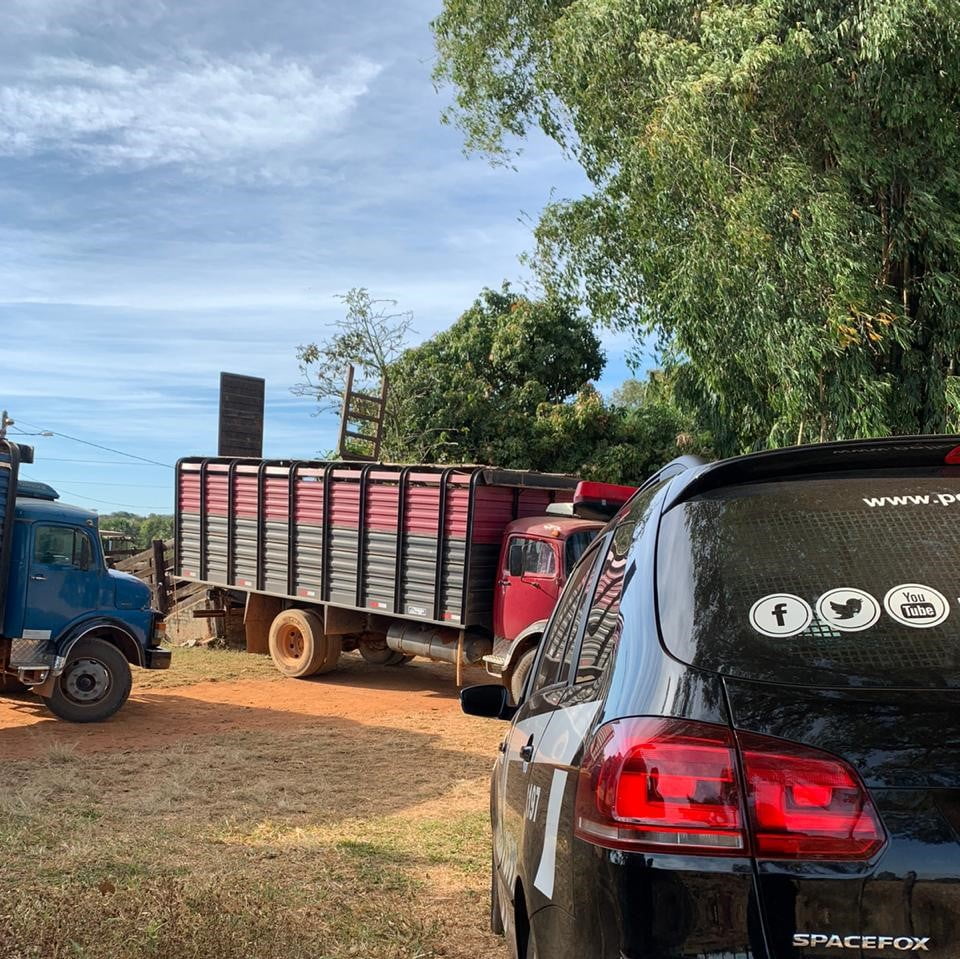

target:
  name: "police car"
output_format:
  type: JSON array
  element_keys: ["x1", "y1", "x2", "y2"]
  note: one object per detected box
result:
[{"x1": 462, "y1": 436, "x2": 960, "y2": 959}]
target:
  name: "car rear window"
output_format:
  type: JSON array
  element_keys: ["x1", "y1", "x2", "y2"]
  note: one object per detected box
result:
[{"x1": 656, "y1": 473, "x2": 960, "y2": 688}]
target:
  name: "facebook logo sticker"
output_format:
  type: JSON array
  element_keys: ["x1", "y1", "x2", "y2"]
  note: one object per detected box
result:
[{"x1": 749, "y1": 594, "x2": 813, "y2": 638}]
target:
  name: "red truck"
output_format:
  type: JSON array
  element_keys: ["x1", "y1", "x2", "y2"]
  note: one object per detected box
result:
[{"x1": 174, "y1": 458, "x2": 635, "y2": 699}]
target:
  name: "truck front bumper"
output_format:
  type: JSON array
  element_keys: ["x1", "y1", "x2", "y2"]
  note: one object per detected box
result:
[{"x1": 144, "y1": 646, "x2": 171, "y2": 670}]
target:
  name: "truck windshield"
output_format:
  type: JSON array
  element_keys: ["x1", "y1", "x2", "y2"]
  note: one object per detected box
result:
[
  {"x1": 656, "y1": 473, "x2": 960, "y2": 689},
  {"x1": 565, "y1": 530, "x2": 598, "y2": 575}
]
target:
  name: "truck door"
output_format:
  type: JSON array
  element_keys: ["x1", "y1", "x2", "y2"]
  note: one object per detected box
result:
[
  {"x1": 496, "y1": 536, "x2": 561, "y2": 641},
  {"x1": 23, "y1": 524, "x2": 101, "y2": 640}
]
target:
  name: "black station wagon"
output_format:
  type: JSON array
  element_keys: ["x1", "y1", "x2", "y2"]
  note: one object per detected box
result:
[{"x1": 463, "y1": 436, "x2": 960, "y2": 959}]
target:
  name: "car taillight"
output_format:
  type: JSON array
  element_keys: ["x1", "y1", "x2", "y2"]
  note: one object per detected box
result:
[
  {"x1": 574, "y1": 718, "x2": 745, "y2": 853},
  {"x1": 739, "y1": 732, "x2": 885, "y2": 860},
  {"x1": 575, "y1": 718, "x2": 885, "y2": 861}
]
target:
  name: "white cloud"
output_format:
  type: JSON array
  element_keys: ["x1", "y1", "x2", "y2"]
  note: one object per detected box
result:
[
  {"x1": 0, "y1": 52, "x2": 382, "y2": 179},
  {"x1": 0, "y1": 0, "x2": 167, "y2": 36}
]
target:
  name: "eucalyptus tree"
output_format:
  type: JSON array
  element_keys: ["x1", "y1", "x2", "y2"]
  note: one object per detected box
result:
[{"x1": 434, "y1": 1, "x2": 960, "y2": 450}]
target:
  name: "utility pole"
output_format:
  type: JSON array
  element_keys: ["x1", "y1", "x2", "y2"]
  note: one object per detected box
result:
[{"x1": 0, "y1": 410, "x2": 12, "y2": 441}]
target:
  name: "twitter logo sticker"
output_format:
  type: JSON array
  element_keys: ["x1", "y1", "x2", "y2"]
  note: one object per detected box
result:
[{"x1": 816, "y1": 588, "x2": 881, "y2": 632}]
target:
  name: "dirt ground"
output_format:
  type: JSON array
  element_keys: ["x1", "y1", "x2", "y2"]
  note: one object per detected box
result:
[{"x1": 0, "y1": 650, "x2": 507, "y2": 959}]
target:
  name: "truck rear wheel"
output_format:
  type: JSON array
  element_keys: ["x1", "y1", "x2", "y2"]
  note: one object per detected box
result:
[
  {"x1": 268, "y1": 609, "x2": 341, "y2": 678},
  {"x1": 43, "y1": 638, "x2": 132, "y2": 723},
  {"x1": 358, "y1": 639, "x2": 408, "y2": 667}
]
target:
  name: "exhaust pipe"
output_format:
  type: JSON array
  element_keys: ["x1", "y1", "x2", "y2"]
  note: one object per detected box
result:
[{"x1": 386, "y1": 623, "x2": 491, "y2": 665}]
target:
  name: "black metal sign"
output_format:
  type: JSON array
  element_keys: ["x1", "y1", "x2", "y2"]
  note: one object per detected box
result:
[{"x1": 218, "y1": 373, "x2": 265, "y2": 458}]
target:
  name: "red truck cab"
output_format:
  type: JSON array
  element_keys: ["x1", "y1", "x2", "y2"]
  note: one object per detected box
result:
[
  {"x1": 493, "y1": 516, "x2": 601, "y2": 641},
  {"x1": 486, "y1": 481, "x2": 638, "y2": 701}
]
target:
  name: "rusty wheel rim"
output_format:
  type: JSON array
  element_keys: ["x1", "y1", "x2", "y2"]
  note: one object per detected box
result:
[{"x1": 277, "y1": 624, "x2": 306, "y2": 666}]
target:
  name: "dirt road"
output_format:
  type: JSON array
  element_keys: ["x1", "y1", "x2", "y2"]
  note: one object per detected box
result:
[
  {"x1": 0, "y1": 652, "x2": 506, "y2": 959},
  {"x1": 0, "y1": 656, "x2": 497, "y2": 761}
]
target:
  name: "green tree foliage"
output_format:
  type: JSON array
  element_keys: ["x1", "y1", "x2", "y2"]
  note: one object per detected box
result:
[
  {"x1": 293, "y1": 288, "x2": 413, "y2": 457},
  {"x1": 387, "y1": 285, "x2": 602, "y2": 463},
  {"x1": 387, "y1": 287, "x2": 703, "y2": 482},
  {"x1": 98, "y1": 512, "x2": 173, "y2": 550},
  {"x1": 433, "y1": 1, "x2": 960, "y2": 452}
]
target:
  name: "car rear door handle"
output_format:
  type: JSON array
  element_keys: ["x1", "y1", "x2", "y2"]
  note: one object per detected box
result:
[
  {"x1": 520, "y1": 736, "x2": 535, "y2": 762},
  {"x1": 498, "y1": 579, "x2": 510, "y2": 587},
  {"x1": 30, "y1": 574, "x2": 46, "y2": 582}
]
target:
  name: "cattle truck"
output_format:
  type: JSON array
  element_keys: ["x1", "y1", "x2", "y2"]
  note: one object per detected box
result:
[
  {"x1": 0, "y1": 440, "x2": 170, "y2": 721},
  {"x1": 175, "y1": 458, "x2": 634, "y2": 700}
]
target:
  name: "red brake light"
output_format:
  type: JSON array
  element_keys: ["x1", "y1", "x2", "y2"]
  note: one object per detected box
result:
[
  {"x1": 740, "y1": 733, "x2": 885, "y2": 860},
  {"x1": 574, "y1": 718, "x2": 746, "y2": 853},
  {"x1": 574, "y1": 718, "x2": 886, "y2": 861},
  {"x1": 946, "y1": 445, "x2": 960, "y2": 465}
]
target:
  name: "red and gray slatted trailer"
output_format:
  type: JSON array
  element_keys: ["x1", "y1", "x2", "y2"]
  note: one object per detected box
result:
[{"x1": 175, "y1": 458, "x2": 580, "y2": 674}]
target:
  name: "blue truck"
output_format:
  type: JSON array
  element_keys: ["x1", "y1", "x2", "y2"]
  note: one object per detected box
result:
[{"x1": 0, "y1": 439, "x2": 170, "y2": 722}]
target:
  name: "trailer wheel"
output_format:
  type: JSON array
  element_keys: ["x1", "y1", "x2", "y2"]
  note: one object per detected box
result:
[
  {"x1": 508, "y1": 647, "x2": 537, "y2": 706},
  {"x1": 43, "y1": 638, "x2": 132, "y2": 723},
  {"x1": 268, "y1": 609, "x2": 340, "y2": 678}
]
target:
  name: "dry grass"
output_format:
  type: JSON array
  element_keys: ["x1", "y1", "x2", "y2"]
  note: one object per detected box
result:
[
  {"x1": 132, "y1": 644, "x2": 283, "y2": 690},
  {"x1": 0, "y1": 653, "x2": 505, "y2": 959}
]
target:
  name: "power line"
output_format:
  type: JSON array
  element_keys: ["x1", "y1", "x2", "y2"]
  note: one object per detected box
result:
[
  {"x1": 31, "y1": 457, "x2": 170, "y2": 467},
  {"x1": 13, "y1": 420, "x2": 174, "y2": 469},
  {"x1": 52, "y1": 486, "x2": 172, "y2": 512},
  {"x1": 20, "y1": 477, "x2": 171, "y2": 489}
]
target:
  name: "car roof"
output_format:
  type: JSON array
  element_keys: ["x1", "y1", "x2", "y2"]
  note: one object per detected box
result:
[{"x1": 663, "y1": 434, "x2": 960, "y2": 509}]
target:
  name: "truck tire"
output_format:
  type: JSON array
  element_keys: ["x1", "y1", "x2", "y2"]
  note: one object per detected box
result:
[
  {"x1": 358, "y1": 641, "x2": 409, "y2": 667},
  {"x1": 508, "y1": 647, "x2": 537, "y2": 706},
  {"x1": 43, "y1": 638, "x2": 132, "y2": 723},
  {"x1": 316, "y1": 633, "x2": 342, "y2": 674},
  {"x1": 268, "y1": 609, "x2": 340, "y2": 678}
]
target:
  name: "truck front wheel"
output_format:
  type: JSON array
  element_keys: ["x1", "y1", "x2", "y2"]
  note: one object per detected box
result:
[
  {"x1": 508, "y1": 647, "x2": 537, "y2": 706},
  {"x1": 43, "y1": 638, "x2": 132, "y2": 723},
  {"x1": 268, "y1": 609, "x2": 341, "y2": 678}
]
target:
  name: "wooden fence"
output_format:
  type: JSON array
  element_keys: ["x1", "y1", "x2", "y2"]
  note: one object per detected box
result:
[{"x1": 114, "y1": 539, "x2": 204, "y2": 617}]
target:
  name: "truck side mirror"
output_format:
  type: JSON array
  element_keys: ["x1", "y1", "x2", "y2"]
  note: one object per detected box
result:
[
  {"x1": 460, "y1": 684, "x2": 516, "y2": 721},
  {"x1": 508, "y1": 545, "x2": 524, "y2": 578}
]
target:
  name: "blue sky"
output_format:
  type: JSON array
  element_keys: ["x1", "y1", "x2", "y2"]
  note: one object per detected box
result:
[{"x1": 0, "y1": 0, "x2": 644, "y2": 514}]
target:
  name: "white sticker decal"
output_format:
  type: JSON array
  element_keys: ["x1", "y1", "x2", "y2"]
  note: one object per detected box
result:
[
  {"x1": 750, "y1": 593, "x2": 813, "y2": 637},
  {"x1": 533, "y1": 769, "x2": 567, "y2": 900},
  {"x1": 883, "y1": 584, "x2": 950, "y2": 629},
  {"x1": 749, "y1": 594, "x2": 812, "y2": 638},
  {"x1": 816, "y1": 588, "x2": 881, "y2": 632}
]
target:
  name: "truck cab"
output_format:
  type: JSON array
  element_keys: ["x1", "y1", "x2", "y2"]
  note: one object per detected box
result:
[
  {"x1": 0, "y1": 442, "x2": 170, "y2": 721},
  {"x1": 486, "y1": 480, "x2": 639, "y2": 702}
]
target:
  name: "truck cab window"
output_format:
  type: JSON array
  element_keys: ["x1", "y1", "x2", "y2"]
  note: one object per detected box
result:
[
  {"x1": 565, "y1": 530, "x2": 598, "y2": 574},
  {"x1": 74, "y1": 531, "x2": 94, "y2": 570},
  {"x1": 508, "y1": 537, "x2": 556, "y2": 577},
  {"x1": 33, "y1": 526, "x2": 95, "y2": 569},
  {"x1": 34, "y1": 526, "x2": 76, "y2": 566}
]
